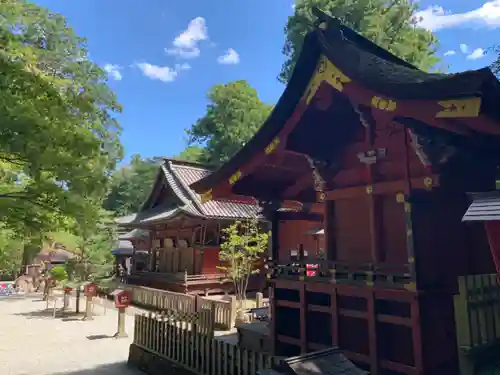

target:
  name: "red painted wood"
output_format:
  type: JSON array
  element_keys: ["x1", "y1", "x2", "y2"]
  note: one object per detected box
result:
[
  {"x1": 200, "y1": 247, "x2": 221, "y2": 274},
  {"x1": 367, "y1": 291, "x2": 379, "y2": 375},
  {"x1": 485, "y1": 221, "x2": 500, "y2": 275}
]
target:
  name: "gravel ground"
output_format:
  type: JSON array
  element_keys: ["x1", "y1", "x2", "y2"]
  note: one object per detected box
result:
[{"x1": 0, "y1": 295, "x2": 143, "y2": 375}]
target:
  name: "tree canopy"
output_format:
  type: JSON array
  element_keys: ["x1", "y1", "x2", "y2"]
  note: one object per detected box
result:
[
  {"x1": 103, "y1": 155, "x2": 160, "y2": 217},
  {"x1": 173, "y1": 146, "x2": 208, "y2": 164},
  {"x1": 280, "y1": 0, "x2": 440, "y2": 83},
  {"x1": 186, "y1": 80, "x2": 273, "y2": 166},
  {"x1": 0, "y1": 0, "x2": 123, "y2": 276},
  {"x1": 0, "y1": 0, "x2": 123, "y2": 233}
]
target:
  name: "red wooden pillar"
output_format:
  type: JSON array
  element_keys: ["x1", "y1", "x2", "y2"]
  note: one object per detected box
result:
[
  {"x1": 299, "y1": 282, "x2": 307, "y2": 353},
  {"x1": 484, "y1": 221, "x2": 500, "y2": 275}
]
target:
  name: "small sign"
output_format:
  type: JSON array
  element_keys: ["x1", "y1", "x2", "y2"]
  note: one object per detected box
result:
[
  {"x1": 84, "y1": 283, "x2": 97, "y2": 297},
  {"x1": 111, "y1": 289, "x2": 132, "y2": 308}
]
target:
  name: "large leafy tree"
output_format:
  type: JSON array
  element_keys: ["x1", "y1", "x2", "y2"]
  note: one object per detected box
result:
[
  {"x1": 186, "y1": 80, "x2": 273, "y2": 165},
  {"x1": 491, "y1": 46, "x2": 500, "y2": 77},
  {"x1": 103, "y1": 155, "x2": 160, "y2": 216},
  {"x1": 174, "y1": 146, "x2": 207, "y2": 163},
  {"x1": 280, "y1": 0, "x2": 440, "y2": 83},
  {"x1": 0, "y1": 0, "x2": 123, "y2": 232}
]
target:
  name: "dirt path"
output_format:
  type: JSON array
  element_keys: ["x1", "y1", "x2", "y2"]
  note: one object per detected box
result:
[{"x1": 0, "y1": 295, "x2": 143, "y2": 375}]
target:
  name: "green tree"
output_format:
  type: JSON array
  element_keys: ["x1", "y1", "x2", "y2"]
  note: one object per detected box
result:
[
  {"x1": 0, "y1": 0, "x2": 123, "y2": 232},
  {"x1": 71, "y1": 208, "x2": 116, "y2": 282},
  {"x1": 103, "y1": 155, "x2": 160, "y2": 216},
  {"x1": 280, "y1": 0, "x2": 439, "y2": 83},
  {"x1": 186, "y1": 81, "x2": 273, "y2": 165},
  {"x1": 491, "y1": 46, "x2": 500, "y2": 77},
  {"x1": 174, "y1": 146, "x2": 207, "y2": 163},
  {"x1": 0, "y1": 225, "x2": 23, "y2": 279},
  {"x1": 218, "y1": 220, "x2": 269, "y2": 315}
]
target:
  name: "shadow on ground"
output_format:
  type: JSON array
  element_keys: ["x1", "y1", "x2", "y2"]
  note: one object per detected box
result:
[
  {"x1": 12, "y1": 308, "x2": 89, "y2": 320},
  {"x1": 51, "y1": 361, "x2": 143, "y2": 375},
  {"x1": 12, "y1": 308, "x2": 60, "y2": 319}
]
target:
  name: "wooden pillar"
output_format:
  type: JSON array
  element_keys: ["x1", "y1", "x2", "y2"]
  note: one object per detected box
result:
[
  {"x1": 299, "y1": 282, "x2": 307, "y2": 353},
  {"x1": 367, "y1": 291, "x2": 378, "y2": 375},
  {"x1": 271, "y1": 211, "x2": 280, "y2": 261}
]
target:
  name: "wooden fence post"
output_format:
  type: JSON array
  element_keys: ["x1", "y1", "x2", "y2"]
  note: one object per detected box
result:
[
  {"x1": 229, "y1": 295, "x2": 237, "y2": 329},
  {"x1": 256, "y1": 292, "x2": 263, "y2": 308}
]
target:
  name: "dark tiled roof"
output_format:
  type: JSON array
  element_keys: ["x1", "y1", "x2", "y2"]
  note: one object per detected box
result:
[
  {"x1": 463, "y1": 191, "x2": 500, "y2": 222},
  {"x1": 118, "y1": 229, "x2": 149, "y2": 240},
  {"x1": 35, "y1": 249, "x2": 75, "y2": 263},
  {"x1": 116, "y1": 213, "x2": 137, "y2": 225},
  {"x1": 191, "y1": 9, "x2": 500, "y2": 196},
  {"x1": 169, "y1": 160, "x2": 261, "y2": 220},
  {"x1": 117, "y1": 159, "x2": 261, "y2": 227}
]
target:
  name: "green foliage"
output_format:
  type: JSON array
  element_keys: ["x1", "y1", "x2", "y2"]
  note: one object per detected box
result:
[
  {"x1": 174, "y1": 146, "x2": 208, "y2": 163},
  {"x1": 103, "y1": 155, "x2": 160, "y2": 216},
  {"x1": 491, "y1": 46, "x2": 500, "y2": 78},
  {"x1": 187, "y1": 80, "x2": 273, "y2": 166},
  {"x1": 49, "y1": 265, "x2": 68, "y2": 281},
  {"x1": 218, "y1": 220, "x2": 269, "y2": 305},
  {"x1": 71, "y1": 208, "x2": 117, "y2": 282},
  {"x1": 280, "y1": 0, "x2": 440, "y2": 83},
  {"x1": 0, "y1": 225, "x2": 23, "y2": 279},
  {"x1": 0, "y1": 0, "x2": 123, "y2": 233}
]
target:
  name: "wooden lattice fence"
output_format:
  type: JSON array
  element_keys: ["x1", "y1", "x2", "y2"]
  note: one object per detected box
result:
[{"x1": 134, "y1": 311, "x2": 282, "y2": 375}]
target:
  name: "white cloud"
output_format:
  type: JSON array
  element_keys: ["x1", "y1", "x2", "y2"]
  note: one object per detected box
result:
[
  {"x1": 103, "y1": 64, "x2": 122, "y2": 81},
  {"x1": 460, "y1": 44, "x2": 469, "y2": 54},
  {"x1": 136, "y1": 62, "x2": 191, "y2": 83},
  {"x1": 217, "y1": 48, "x2": 240, "y2": 65},
  {"x1": 292, "y1": 3, "x2": 296, "y2": 10},
  {"x1": 165, "y1": 17, "x2": 208, "y2": 59},
  {"x1": 467, "y1": 48, "x2": 486, "y2": 60},
  {"x1": 415, "y1": 1, "x2": 500, "y2": 31},
  {"x1": 443, "y1": 50, "x2": 456, "y2": 56}
]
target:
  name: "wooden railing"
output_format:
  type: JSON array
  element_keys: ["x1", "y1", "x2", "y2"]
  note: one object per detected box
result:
[
  {"x1": 133, "y1": 312, "x2": 282, "y2": 375},
  {"x1": 130, "y1": 285, "x2": 196, "y2": 312},
  {"x1": 454, "y1": 273, "x2": 500, "y2": 375},
  {"x1": 454, "y1": 273, "x2": 500, "y2": 351},
  {"x1": 197, "y1": 297, "x2": 236, "y2": 330},
  {"x1": 126, "y1": 285, "x2": 237, "y2": 330},
  {"x1": 270, "y1": 259, "x2": 413, "y2": 290},
  {"x1": 131, "y1": 271, "x2": 226, "y2": 284}
]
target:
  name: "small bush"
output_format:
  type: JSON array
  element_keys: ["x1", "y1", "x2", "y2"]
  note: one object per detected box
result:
[{"x1": 49, "y1": 266, "x2": 68, "y2": 281}]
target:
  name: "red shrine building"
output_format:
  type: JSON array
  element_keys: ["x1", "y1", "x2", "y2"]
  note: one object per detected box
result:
[
  {"x1": 117, "y1": 158, "x2": 323, "y2": 294},
  {"x1": 191, "y1": 9, "x2": 500, "y2": 375}
]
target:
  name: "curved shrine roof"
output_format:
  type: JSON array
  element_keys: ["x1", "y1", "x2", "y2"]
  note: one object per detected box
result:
[
  {"x1": 117, "y1": 158, "x2": 261, "y2": 228},
  {"x1": 190, "y1": 8, "x2": 500, "y2": 202}
]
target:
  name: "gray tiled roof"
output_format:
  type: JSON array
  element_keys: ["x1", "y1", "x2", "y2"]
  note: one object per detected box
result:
[
  {"x1": 116, "y1": 159, "x2": 260, "y2": 227},
  {"x1": 118, "y1": 229, "x2": 149, "y2": 240},
  {"x1": 463, "y1": 191, "x2": 500, "y2": 222},
  {"x1": 116, "y1": 213, "x2": 137, "y2": 225},
  {"x1": 169, "y1": 161, "x2": 261, "y2": 219}
]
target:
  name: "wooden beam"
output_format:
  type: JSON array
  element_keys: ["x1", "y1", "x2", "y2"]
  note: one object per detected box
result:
[
  {"x1": 276, "y1": 211, "x2": 324, "y2": 221},
  {"x1": 325, "y1": 175, "x2": 439, "y2": 201},
  {"x1": 283, "y1": 173, "x2": 313, "y2": 198}
]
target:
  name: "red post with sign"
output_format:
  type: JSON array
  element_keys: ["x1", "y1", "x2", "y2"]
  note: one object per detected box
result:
[
  {"x1": 82, "y1": 283, "x2": 97, "y2": 321},
  {"x1": 84, "y1": 283, "x2": 97, "y2": 297},
  {"x1": 111, "y1": 289, "x2": 131, "y2": 338},
  {"x1": 62, "y1": 286, "x2": 72, "y2": 313},
  {"x1": 45, "y1": 277, "x2": 57, "y2": 308}
]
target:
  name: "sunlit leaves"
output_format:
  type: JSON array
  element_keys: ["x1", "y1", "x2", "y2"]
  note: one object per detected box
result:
[
  {"x1": 218, "y1": 220, "x2": 269, "y2": 303},
  {"x1": 280, "y1": 0, "x2": 440, "y2": 83},
  {"x1": 187, "y1": 80, "x2": 273, "y2": 166},
  {"x1": 0, "y1": 0, "x2": 123, "y2": 233}
]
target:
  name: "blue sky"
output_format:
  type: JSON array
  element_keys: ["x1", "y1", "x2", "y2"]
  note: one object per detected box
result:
[{"x1": 34, "y1": 0, "x2": 500, "y2": 164}]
